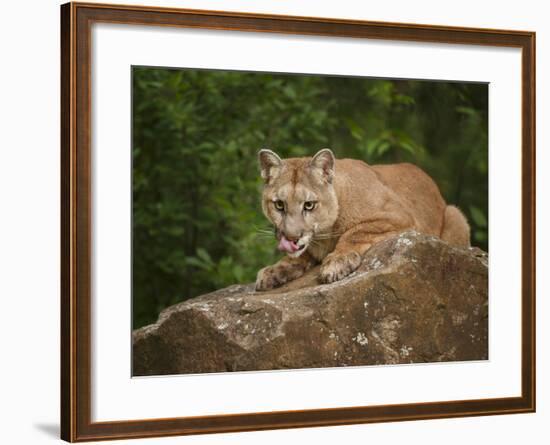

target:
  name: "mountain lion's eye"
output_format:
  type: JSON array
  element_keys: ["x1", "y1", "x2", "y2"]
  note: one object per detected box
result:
[
  {"x1": 303, "y1": 201, "x2": 316, "y2": 211},
  {"x1": 274, "y1": 200, "x2": 285, "y2": 211}
]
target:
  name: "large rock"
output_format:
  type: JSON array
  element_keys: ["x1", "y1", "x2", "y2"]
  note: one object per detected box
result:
[{"x1": 133, "y1": 231, "x2": 488, "y2": 376}]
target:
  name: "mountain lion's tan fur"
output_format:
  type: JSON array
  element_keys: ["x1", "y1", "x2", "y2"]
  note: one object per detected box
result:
[{"x1": 256, "y1": 148, "x2": 470, "y2": 291}]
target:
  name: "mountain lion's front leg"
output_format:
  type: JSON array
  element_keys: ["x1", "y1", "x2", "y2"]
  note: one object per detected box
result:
[
  {"x1": 256, "y1": 252, "x2": 317, "y2": 291},
  {"x1": 320, "y1": 223, "x2": 407, "y2": 284}
]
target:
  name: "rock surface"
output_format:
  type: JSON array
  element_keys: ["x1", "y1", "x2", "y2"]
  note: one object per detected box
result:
[{"x1": 133, "y1": 231, "x2": 488, "y2": 376}]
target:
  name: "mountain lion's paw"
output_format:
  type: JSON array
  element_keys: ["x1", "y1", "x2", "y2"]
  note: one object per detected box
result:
[
  {"x1": 255, "y1": 265, "x2": 288, "y2": 291},
  {"x1": 320, "y1": 251, "x2": 361, "y2": 284}
]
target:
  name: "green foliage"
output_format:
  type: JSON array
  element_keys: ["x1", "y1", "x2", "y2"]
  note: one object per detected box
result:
[{"x1": 132, "y1": 67, "x2": 488, "y2": 328}]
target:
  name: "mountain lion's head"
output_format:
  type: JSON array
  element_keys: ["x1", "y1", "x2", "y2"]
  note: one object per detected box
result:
[{"x1": 258, "y1": 148, "x2": 339, "y2": 258}]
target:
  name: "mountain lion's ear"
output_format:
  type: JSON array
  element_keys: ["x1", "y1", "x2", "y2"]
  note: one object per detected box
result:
[
  {"x1": 310, "y1": 148, "x2": 335, "y2": 183},
  {"x1": 258, "y1": 149, "x2": 283, "y2": 184}
]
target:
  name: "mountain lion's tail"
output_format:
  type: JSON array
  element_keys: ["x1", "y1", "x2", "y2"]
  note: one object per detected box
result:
[{"x1": 440, "y1": 205, "x2": 471, "y2": 247}]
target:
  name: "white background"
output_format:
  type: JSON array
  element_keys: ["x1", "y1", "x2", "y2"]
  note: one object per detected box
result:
[{"x1": 0, "y1": 0, "x2": 547, "y2": 444}]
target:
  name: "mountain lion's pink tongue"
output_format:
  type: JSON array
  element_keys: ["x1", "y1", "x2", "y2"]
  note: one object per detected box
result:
[{"x1": 278, "y1": 236, "x2": 299, "y2": 253}]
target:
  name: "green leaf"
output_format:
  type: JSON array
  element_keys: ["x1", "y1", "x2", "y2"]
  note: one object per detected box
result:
[
  {"x1": 345, "y1": 119, "x2": 365, "y2": 141},
  {"x1": 474, "y1": 230, "x2": 488, "y2": 242},
  {"x1": 365, "y1": 138, "x2": 381, "y2": 157},
  {"x1": 185, "y1": 257, "x2": 209, "y2": 270},
  {"x1": 196, "y1": 248, "x2": 214, "y2": 266},
  {"x1": 469, "y1": 206, "x2": 487, "y2": 228},
  {"x1": 376, "y1": 141, "x2": 391, "y2": 156},
  {"x1": 456, "y1": 106, "x2": 477, "y2": 117},
  {"x1": 233, "y1": 265, "x2": 244, "y2": 282}
]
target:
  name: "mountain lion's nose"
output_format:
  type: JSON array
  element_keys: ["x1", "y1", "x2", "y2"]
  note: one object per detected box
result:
[{"x1": 283, "y1": 233, "x2": 302, "y2": 243}]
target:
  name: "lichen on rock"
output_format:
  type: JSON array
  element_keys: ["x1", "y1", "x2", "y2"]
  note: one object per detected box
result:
[{"x1": 133, "y1": 231, "x2": 488, "y2": 376}]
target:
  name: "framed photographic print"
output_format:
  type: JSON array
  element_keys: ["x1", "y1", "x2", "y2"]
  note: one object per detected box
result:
[{"x1": 60, "y1": 2, "x2": 536, "y2": 442}]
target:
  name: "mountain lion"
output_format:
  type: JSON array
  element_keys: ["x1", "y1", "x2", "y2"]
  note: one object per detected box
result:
[{"x1": 255, "y1": 148, "x2": 470, "y2": 291}]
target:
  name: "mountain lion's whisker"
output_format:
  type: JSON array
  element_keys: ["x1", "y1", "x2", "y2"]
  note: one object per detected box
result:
[
  {"x1": 255, "y1": 228, "x2": 275, "y2": 234},
  {"x1": 314, "y1": 233, "x2": 343, "y2": 240},
  {"x1": 253, "y1": 233, "x2": 275, "y2": 239}
]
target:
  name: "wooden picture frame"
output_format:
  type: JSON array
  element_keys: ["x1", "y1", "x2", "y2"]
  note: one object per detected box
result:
[{"x1": 61, "y1": 2, "x2": 536, "y2": 442}]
